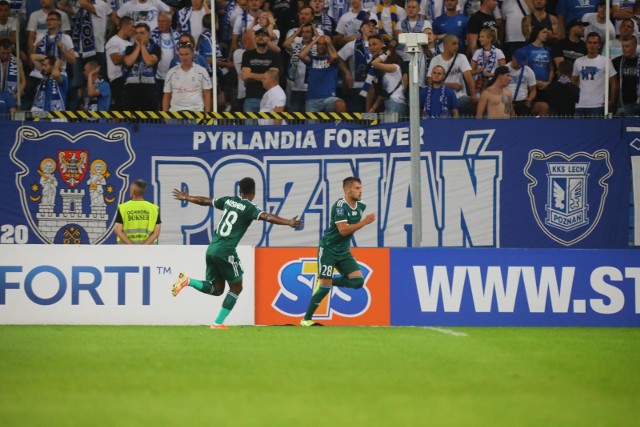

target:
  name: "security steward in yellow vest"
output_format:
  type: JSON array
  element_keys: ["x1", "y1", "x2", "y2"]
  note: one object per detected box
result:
[{"x1": 114, "y1": 179, "x2": 161, "y2": 244}]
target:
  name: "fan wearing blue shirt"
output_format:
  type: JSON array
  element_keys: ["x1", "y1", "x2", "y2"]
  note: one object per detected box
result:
[
  {"x1": 432, "y1": 0, "x2": 469, "y2": 54},
  {"x1": 299, "y1": 34, "x2": 347, "y2": 113}
]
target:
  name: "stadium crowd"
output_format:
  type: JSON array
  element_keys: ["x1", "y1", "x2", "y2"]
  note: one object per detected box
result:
[{"x1": 0, "y1": 0, "x2": 638, "y2": 118}]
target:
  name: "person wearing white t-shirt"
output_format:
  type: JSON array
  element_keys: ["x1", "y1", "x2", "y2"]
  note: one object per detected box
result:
[
  {"x1": 571, "y1": 32, "x2": 618, "y2": 117},
  {"x1": 69, "y1": 0, "x2": 115, "y2": 108},
  {"x1": 0, "y1": 1, "x2": 17, "y2": 45},
  {"x1": 231, "y1": 0, "x2": 262, "y2": 55},
  {"x1": 74, "y1": 0, "x2": 114, "y2": 60},
  {"x1": 259, "y1": 68, "x2": 286, "y2": 125},
  {"x1": 368, "y1": 49, "x2": 407, "y2": 114},
  {"x1": 369, "y1": 0, "x2": 407, "y2": 43},
  {"x1": 176, "y1": 0, "x2": 209, "y2": 41},
  {"x1": 581, "y1": 3, "x2": 615, "y2": 46},
  {"x1": 282, "y1": 22, "x2": 315, "y2": 112},
  {"x1": 427, "y1": 34, "x2": 476, "y2": 115},
  {"x1": 117, "y1": 0, "x2": 170, "y2": 33},
  {"x1": 163, "y1": 42, "x2": 212, "y2": 112},
  {"x1": 105, "y1": 16, "x2": 134, "y2": 110},
  {"x1": 611, "y1": 0, "x2": 636, "y2": 35},
  {"x1": 334, "y1": 0, "x2": 369, "y2": 48},
  {"x1": 506, "y1": 47, "x2": 547, "y2": 116},
  {"x1": 153, "y1": 12, "x2": 180, "y2": 106},
  {"x1": 26, "y1": 0, "x2": 71, "y2": 55},
  {"x1": 397, "y1": 0, "x2": 432, "y2": 61},
  {"x1": 500, "y1": 0, "x2": 531, "y2": 60},
  {"x1": 30, "y1": 11, "x2": 75, "y2": 80},
  {"x1": 338, "y1": 18, "x2": 377, "y2": 111}
]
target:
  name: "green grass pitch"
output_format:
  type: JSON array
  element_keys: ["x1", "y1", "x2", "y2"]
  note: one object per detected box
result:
[{"x1": 1, "y1": 326, "x2": 638, "y2": 426}]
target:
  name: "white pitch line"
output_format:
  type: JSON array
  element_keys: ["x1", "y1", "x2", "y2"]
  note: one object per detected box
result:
[{"x1": 426, "y1": 327, "x2": 468, "y2": 337}]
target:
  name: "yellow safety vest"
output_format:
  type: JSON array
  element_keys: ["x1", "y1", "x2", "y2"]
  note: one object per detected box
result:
[{"x1": 117, "y1": 200, "x2": 160, "y2": 244}]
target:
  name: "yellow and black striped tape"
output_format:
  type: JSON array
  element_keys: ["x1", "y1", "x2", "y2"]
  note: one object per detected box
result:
[{"x1": 45, "y1": 111, "x2": 377, "y2": 124}]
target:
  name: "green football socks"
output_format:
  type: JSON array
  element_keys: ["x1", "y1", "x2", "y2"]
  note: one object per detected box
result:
[
  {"x1": 303, "y1": 284, "x2": 331, "y2": 321},
  {"x1": 332, "y1": 275, "x2": 365, "y2": 289},
  {"x1": 214, "y1": 292, "x2": 239, "y2": 325},
  {"x1": 187, "y1": 278, "x2": 214, "y2": 295}
]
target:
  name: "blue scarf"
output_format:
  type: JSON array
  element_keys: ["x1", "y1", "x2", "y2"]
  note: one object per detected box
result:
[
  {"x1": 220, "y1": 0, "x2": 237, "y2": 43},
  {"x1": 400, "y1": 18, "x2": 427, "y2": 34},
  {"x1": 151, "y1": 27, "x2": 180, "y2": 58},
  {"x1": 0, "y1": 55, "x2": 19, "y2": 95},
  {"x1": 36, "y1": 32, "x2": 62, "y2": 58},
  {"x1": 475, "y1": 46, "x2": 497, "y2": 90},
  {"x1": 359, "y1": 53, "x2": 387, "y2": 97},
  {"x1": 8, "y1": 0, "x2": 23, "y2": 13},
  {"x1": 329, "y1": 0, "x2": 348, "y2": 19},
  {"x1": 424, "y1": 84, "x2": 449, "y2": 118},
  {"x1": 124, "y1": 41, "x2": 158, "y2": 84},
  {"x1": 83, "y1": 78, "x2": 105, "y2": 112},
  {"x1": 354, "y1": 37, "x2": 371, "y2": 84},
  {"x1": 287, "y1": 39, "x2": 303, "y2": 81},
  {"x1": 177, "y1": 7, "x2": 194, "y2": 34},
  {"x1": 32, "y1": 76, "x2": 65, "y2": 112},
  {"x1": 317, "y1": 13, "x2": 333, "y2": 36},
  {"x1": 513, "y1": 66, "x2": 525, "y2": 100},
  {"x1": 476, "y1": 46, "x2": 497, "y2": 73},
  {"x1": 72, "y1": 7, "x2": 96, "y2": 58}
]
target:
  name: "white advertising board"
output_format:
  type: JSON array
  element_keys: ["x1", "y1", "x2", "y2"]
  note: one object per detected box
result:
[{"x1": 0, "y1": 245, "x2": 255, "y2": 325}]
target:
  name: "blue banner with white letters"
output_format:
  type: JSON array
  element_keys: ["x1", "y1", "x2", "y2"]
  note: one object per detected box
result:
[
  {"x1": 390, "y1": 247, "x2": 640, "y2": 326},
  {"x1": 0, "y1": 119, "x2": 634, "y2": 247}
]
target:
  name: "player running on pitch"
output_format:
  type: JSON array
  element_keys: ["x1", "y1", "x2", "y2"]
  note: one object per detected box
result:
[
  {"x1": 300, "y1": 176, "x2": 375, "y2": 326},
  {"x1": 171, "y1": 177, "x2": 303, "y2": 329}
]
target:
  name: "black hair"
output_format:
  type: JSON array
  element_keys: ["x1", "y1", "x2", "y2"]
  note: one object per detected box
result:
[
  {"x1": 134, "y1": 22, "x2": 151, "y2": 32},
  {"x1": 585, "y1": 31, "x2": 602, "y2": 43},
  {"x1": 119, "y1": 16, "x2": 134, "y2": 28},
  {"x1": 529, "y1": 24, "x2": 551, "y2": 43},
  {"x1": 239, "y1": 177, "x2": 256, "y2": 196},
  {"x1": 202, "y1": 12, "x2": 211, "y2": 28},
  {"x1": 557, "y1": 59, "x2": 573, "y2": 76},
  {"x1": 47, "y1": 10, "x2": 62, "y2": 21},
  {"x1": 343, "y1": 177, "x2": 361, "y2": 189}
]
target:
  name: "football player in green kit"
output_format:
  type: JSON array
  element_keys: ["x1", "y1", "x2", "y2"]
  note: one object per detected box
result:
[
  {"x1": 171, "y1": 177, "x2": 303, "y2": 329},
  {"x1": 301, "y1": 176, "x2": 376, "y2": 326}
]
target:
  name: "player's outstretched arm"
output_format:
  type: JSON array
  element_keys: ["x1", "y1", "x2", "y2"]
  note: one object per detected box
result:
[
  {"x1": 259, "y1": 212, "x2": 303, "y2": 228},
  {"x1": 173, "y1": 188, "x2": 213, "y2": 206},
  {"x1": 336, "y1": 213, "x2": 375, "y2": 237}
]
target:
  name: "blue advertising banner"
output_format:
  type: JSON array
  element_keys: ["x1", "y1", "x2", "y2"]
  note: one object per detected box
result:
[
  {"x1": 390, "y1": 248, "x2": 640, "y2": 326},
  {"x1": 0, "y1": 119, "x2": 633, "y2": 248}
]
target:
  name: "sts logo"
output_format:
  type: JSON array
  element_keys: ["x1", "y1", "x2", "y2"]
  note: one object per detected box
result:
[{"x1": 271, "y1": 258, "x2": 372, "y2": 320}]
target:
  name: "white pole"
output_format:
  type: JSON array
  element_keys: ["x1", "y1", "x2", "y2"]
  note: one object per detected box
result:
[
  {"x1": 400, "y1": 33, "x2": 427, "y2": 247},
  {"x1": 409, "y1": 50, "x2": 422, "y2": 247},
  {"x1": 211, "y1": 9, "x2": 218, "y2": 113}
]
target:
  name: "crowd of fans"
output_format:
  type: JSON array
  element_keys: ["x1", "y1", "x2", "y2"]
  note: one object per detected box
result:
[{"x1": 0, "y1": 0, "x2": 638, "y2": 119}]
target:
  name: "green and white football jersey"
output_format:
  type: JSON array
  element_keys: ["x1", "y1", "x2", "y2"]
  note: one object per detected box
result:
[
  {"x1": 211, "y1": 196, "x2": 263, "y2": 250},
  {"x1": 319, "y1": 198, "x2": 366, "y2": 254}
]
